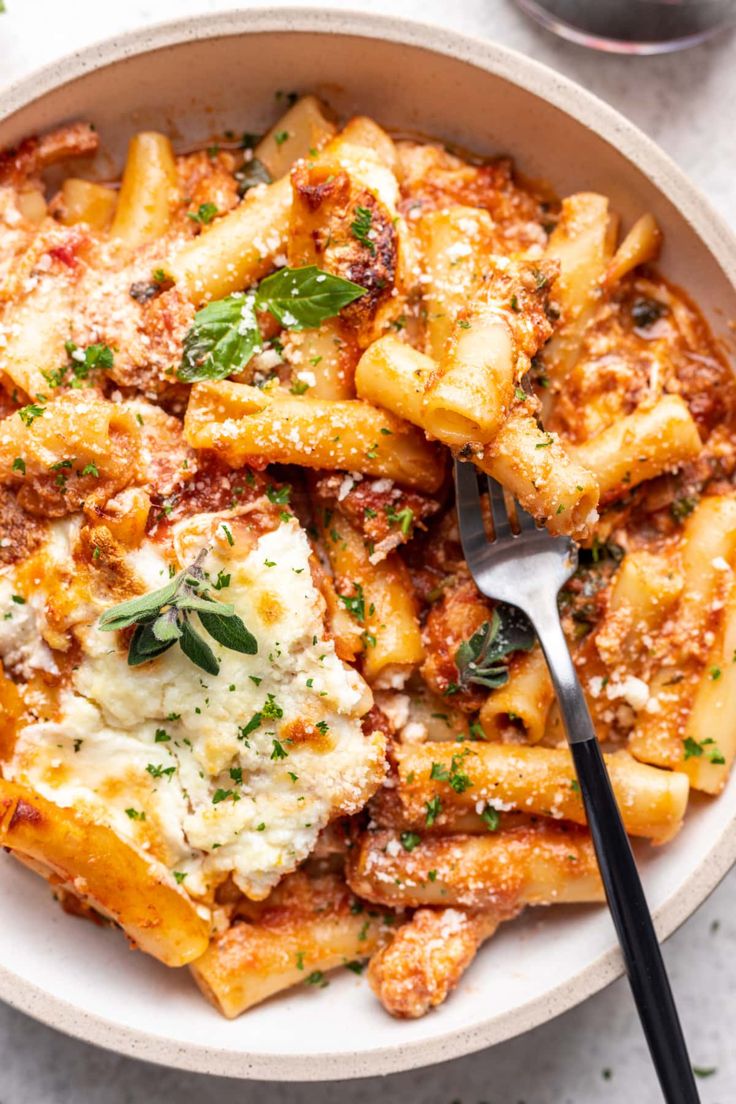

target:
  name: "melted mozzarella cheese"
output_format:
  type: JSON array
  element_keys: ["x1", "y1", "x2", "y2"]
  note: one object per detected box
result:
[{"x1": 7, "y1": 514, "x2": 384, "y2": 900}]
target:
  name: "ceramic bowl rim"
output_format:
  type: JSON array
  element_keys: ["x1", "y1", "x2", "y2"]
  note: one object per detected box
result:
[{"x1": 1, "y1": 6, "x2": 735, "y2": 1080}]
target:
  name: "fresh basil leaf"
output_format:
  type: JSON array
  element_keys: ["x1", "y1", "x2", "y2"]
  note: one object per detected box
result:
[
  {"x1": 198, "y1": 610, "x2": 258, "y2": 654},
  {"x1": 179, "y1": 618, "x2": 220, "y2": 675},
  {"x1": 178, "y1": 292, "x2": 262, "y2": 383},
  {"x1": 128, "y1": 623, "x2": 176, "y2": 666},
  {"x1": 235, "y1": 157, "x2": 272, "y2": 197},
  {"x1": 99, "y1": 579, "x2": 179, "y2": 630},
  {"x1": 152, "y1": 611, "x2": 183, "y2": 643},
  {"x1": 256, "y1": 265, "x2": 366, "y2": 330}
]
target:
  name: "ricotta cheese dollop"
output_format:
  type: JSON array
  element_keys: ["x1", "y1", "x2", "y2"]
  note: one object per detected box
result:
[{"x1": 5, "y1": 511, "x2": 384, "y2": 900}]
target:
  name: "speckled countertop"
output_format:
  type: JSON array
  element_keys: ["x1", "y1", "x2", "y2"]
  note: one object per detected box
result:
[{"x1": 1, "y1": 2, "x2": 735, "y2": 1101}]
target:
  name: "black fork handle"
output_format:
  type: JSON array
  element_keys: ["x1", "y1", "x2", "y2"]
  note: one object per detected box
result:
[{"x1": 534, "y1": 605, "x2": 700, "y2": 1104}]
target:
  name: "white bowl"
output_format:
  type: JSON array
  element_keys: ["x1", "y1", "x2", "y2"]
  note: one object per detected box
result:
[{"x1": 1, "y1": 7, "x2": 735, "y2": 1082}]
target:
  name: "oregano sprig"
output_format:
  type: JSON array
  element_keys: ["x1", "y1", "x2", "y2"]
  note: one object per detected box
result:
[
  {"x1": 177, "y1": 265, "x2": 366, "y2": 383},
  {"x1": 98, "y1": 549, "x2": 257, "y2": 675},
  {"x1": 454, "y1": 606, "x2": 535, "y2": 691}
]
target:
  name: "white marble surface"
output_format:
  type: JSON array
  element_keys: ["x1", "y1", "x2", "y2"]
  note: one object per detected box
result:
[{"x1": 1, "y1": 1, "x2": 735, "y2": 1100}]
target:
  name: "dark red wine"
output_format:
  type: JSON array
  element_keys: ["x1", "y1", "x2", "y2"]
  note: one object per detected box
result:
[{"x1": 515, "y1": 0, "x2": 736, "y2": 52}]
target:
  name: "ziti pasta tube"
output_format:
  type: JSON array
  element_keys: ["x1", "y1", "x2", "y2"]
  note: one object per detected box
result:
[
  {"x1": 630, "y1": 494, "x2": 736, "y2": 791},
  {"x1": 387, "y1": 743, "x2": 689, "y2": 844},
  {"x1": 254, "y1": 94, "x2": 336, "y2": 180},
  {"x1": 170, "y1": 174, "x2": 293, "y2": 303},
  {"x1": 0, "y1": 391, "x2": 141, "y2": 511},
  {"x1": 354, "y1": 336, "x2": 598, "y2": 537},
  {"x1": 542, "y1": 192, "x2": 618, "y2": 390},
  {"x1": 367, "y1": 906, "x2": 507, "y2": 1019},
  {"x1": 346, "y1": 823, "x2": 604, "y2": 910},
  {"x1": 570, "y1": 394, "x2": 701, "y2": 502},
  {"x1": 183, "y1": 380, "x2": 444, "y2": 492},
  {"x1": 0, "y1": 279, "x2": 73, "y2": 400},
  {"x1": 479, "y1": 645, "x2": 555, "y2": 743},
  {"x1": 475, "y1": 407, "x2": 599, "y2": 538},
  {"x1": 417, "y1": 205, "x2": 495, "y2": 360},
  {"x1": 57, "y1": 178, "x2": 117, "y2": 229},
  {"x1": 317, "y1": 509, "x2": 425, "y2": 687},
  {"x1": 0, "y1": 779, "x2": 210, "y2": 967},
  {"x1": 110, "y1": 131, "x2": 178, "y2": 247},
  {"x1": 190, "y1": 870, "x2": 389, "y2": 1018},
  {"x1": 422, "y1": 260, "x2": 554, "y2": 447}
]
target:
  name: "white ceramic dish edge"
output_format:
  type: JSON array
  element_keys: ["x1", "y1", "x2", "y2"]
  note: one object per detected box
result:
[{"x1": 0, "y1": 7, "x2": 735, "y2": 1081}]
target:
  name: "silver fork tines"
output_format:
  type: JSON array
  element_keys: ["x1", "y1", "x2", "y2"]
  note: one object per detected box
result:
[{"x1": 454, "y1": 460, "x2": 577, "y2": 613}]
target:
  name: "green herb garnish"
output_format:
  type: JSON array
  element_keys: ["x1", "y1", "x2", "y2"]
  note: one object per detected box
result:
[
  {"x1": 683, "y1": 736, "x2": 725, "y2": 765},
  {"x1": 350, "y1": 205, "x2": 376, "y2": 255},
  {"x1": 338, "y1": 582, "x2": 366, "y2": 623},
  {"x1": 480, "y1": 804, "x2": 500, "y2": 831},
  {"x1": 98, "y1": 547, "x2": 257, "y2": 675},
  {"x1": 399, "y1": 831, "x2": 421, "y2": 852},
  {"x1": 178, "y1": 266, "x2": 366, "y2": 383},
  {"x1": 454, "y1": 606, "x2": 535, "y2": 691},
  {"x1": 187, "y1": 202, "x2": 218, "y2": 225}
]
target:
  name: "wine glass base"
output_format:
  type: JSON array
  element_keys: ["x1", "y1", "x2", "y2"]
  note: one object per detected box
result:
[{"x1": 514, "y1": 0, "x2": 733, "y2": 53}]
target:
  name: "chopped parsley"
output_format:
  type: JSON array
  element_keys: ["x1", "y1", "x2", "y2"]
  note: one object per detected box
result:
[
  {"x1": 262, "y1": 693, "x2": 283, "y2": 720},
  {"x1": 400, "y1": 831, "x2": 421, "y2": 852},
  {"x1": 429, "y1": 754, "x2": 473, "y2": 794},
  {"x1": 385, "y1": 504, "x2": 414, "y2": 536},
  {"x1": 683, "y1": 736, "x2": 725, "y2": 765},
  {"x1": 187, "y1": 202, "x2": 218, "y2": 225},
  {"x1": 239, "y1": 713, "x2": 262, "y2": 740},
  {"x1": 425, "y1": 795, "x2": 442, "y2": 827},
  {"x1": 146, "y1": 763, "x2": 176, "y2": 780},
  {"x1": 304, "y1": 970, "x2": 328, "y2": 988},
  {"x1": 18, "y1": 399, "x2": 47, "y2": 426},
  {"x1": 480, "y1": 804, "x2": 500, "y2": 831},
  {"x1": 351, "y1": 205, "x2": 376, "y2": 255},
  {"x1": 338, "y1": 582, "x2": 366, "y2": 623},
  {"x1": 266, "y1": 483, "x2": 291, "y2": 505},
  {"x1": 212, "y1": 788, "x2": 239, "y2": 804}
]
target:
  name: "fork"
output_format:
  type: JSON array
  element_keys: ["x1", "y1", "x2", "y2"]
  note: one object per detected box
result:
[{"x1": 454, "y1": 460, "x2": 700, "y2": 1104}]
